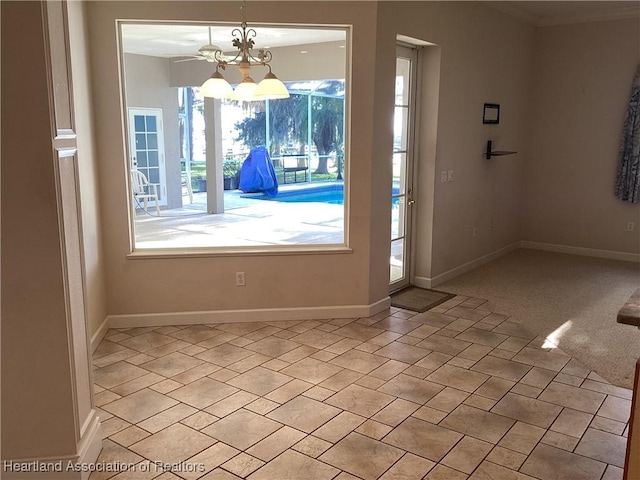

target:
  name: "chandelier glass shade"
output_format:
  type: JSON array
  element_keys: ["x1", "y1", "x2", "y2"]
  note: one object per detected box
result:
[
  {"x1": 200, "y1": 68, "x2": 234, "y2": 99},
  {"x1": 200, "y1": 13, "x2": 290, "y2": 102},
  {"x1": 233, "y1": 76, "x2": 259, "y2": 101},
  {"x1": 254, "y1": 70, "x2": 290, "y2": 100}
]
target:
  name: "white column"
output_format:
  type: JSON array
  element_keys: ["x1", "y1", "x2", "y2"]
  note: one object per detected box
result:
[{"x1": 205, "y1": 97, "x2": 224, "y2": 213}]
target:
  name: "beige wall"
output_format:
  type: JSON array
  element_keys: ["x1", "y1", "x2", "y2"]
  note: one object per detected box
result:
[
  {"x1": 377, "y1": 1, "x2": 534, "y2": 281},
  {"x1": 2, "y1": 1, "x2": 101, "y2": 463},
  {"x1": 124, "y1": 53, "x2": 182, "y2": 209},
  {"x1": 68, "y1": 1, "x2": 108, "y2": 343},
  {"x1": 85, "y1": 0, "x2": 540, "y2": 322},
  {"x1": 2, "y1": 1, "x2": 77, "y2": 457},
  {"x1": 85, "y1": 1, "x2": 636, "y2": 330},
  {"x1": 87, "y1": 1, "x2": 382, "y2": 315},
  {"x1": 524, "y1": 18, "x2": 640, "y2": 254}
]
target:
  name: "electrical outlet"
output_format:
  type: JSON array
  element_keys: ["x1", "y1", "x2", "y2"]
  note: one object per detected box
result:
[
  {"x1": 447, "y1": 170, "x2": 454, "y2": 182},
  {"x1": 473, "y1": 227, "x2": 478, "y2": 238},
  {"x1": 627, "y1": 222, "x2": 635, "y2": 232},
  {"x1": 235, "y1": 272, "x2": 246, "y2": 286},
  {"x1": 440, "y1": 171, "x2": 447, "y2": 183}
]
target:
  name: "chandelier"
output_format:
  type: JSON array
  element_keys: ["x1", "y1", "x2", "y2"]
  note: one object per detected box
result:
[{"x1": 200, "y1": 2, "x2": 290, "y2": 102}]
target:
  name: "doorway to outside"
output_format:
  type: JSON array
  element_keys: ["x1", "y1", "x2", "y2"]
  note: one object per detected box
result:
[
  {"x1": 390, "y1": 45, "x2": 418, "y2": 291},
  {"x1": 128, "y1": 108, "x2": 167, "y2": 207}
]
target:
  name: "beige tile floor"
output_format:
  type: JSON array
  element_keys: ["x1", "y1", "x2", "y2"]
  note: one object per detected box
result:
[{"x1": 90, "y1": 295, "x2": 632, "y2": 480}]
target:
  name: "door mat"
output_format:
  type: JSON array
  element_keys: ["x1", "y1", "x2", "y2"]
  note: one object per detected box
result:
[{"x1": 390, "y1": 286, "x2": 456, "y2": 313}]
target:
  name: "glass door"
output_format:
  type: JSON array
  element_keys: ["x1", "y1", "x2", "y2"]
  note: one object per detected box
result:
[
  {"x1": 390, "y1": 45, "x2": 418, "y2": 291},
  {"x1": 128, "y1": 108, "x2": 167, "y2": 207}
]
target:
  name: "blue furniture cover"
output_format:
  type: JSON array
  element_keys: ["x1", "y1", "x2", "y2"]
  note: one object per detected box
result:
[{"x1": 239, "y1": 146, "x2": 278, "y2": 198}]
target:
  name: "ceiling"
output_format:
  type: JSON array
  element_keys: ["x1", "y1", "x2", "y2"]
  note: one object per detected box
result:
[
  {"x1": 121, "y1": 24, "x2": 345, "y2": 58},
  {"x1": 485, "y1": 1, "x2": 640, "y2": 26},
  {"x1": 121, "y1": 2, "x2": 639, "y2": 58}
]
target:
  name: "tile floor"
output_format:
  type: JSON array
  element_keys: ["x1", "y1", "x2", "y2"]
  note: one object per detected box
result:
[{"x1": 90, "y1": 295, "x2": 632, "y2": 480}]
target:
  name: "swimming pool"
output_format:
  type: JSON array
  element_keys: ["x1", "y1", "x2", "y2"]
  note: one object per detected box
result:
[
  {"x1": 241, "y1": 182, "x2": 400, "y2": 205},
  {"x1": 277, "y1": 190, "x2": 344, "y2": 204},
  {"x1": 243, "y1": 184, "x2": 345, "y2": 204}
]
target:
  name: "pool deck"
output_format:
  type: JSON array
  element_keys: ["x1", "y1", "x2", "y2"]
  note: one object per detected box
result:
[{"x1": 133, "y1": 182, "x2": 346, "y2": 249}]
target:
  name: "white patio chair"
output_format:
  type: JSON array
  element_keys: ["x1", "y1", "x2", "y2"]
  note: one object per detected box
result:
[
  {"x1": 130, "y1": 169, "x2": 160, "y2": 215},
  {"x1": 181, "y1": 172, "x2": 193, "y2": 203}
]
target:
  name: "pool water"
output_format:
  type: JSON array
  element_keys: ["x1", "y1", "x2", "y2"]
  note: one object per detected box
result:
[
  {"x1": 277, "y1": 191, "x2": 344, "y2": 204},
  {"x1": 241, "y1": 183, "x2": 402, "y2": 206},
  {"x1": 242, "y1": 184, "x2": 345, "y2": 205}
]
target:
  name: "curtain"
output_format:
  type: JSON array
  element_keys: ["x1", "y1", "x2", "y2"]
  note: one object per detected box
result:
[{"x1": 615, "y1": 65, "x2": 640, "y2": 203}]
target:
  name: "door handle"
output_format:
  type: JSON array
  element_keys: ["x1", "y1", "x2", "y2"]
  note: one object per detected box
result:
[{"x1": 407, "y1": 188, "x2": 415, "y2": 206}]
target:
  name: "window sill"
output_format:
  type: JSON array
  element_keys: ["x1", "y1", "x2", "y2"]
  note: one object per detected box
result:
[{"x1": 126, "y1": 245, "x2": 353, "y2": 259}]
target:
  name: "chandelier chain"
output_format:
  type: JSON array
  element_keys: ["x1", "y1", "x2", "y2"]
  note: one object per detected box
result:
[{"x1": 200, "y1": 0, "x2": 290, "y2": 100}]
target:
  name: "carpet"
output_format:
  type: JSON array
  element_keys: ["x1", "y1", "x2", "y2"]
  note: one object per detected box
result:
[
  {"x1": 439, "y1": 248, "x2": 640, "y2": 388},
  {"x1": 391, "y1": 286, "x2": 455, "y2": 312}
]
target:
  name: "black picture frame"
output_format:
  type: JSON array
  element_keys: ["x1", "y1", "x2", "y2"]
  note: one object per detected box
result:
[{"x1": 483, "y1": 103, "x2": 500, "y2": 124}]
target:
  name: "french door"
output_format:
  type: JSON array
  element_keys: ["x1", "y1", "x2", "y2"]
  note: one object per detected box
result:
[
  {"x1": 128, "y1": 108, "x2": 167, "y2": 206},
  {"x1": 390, "y1": 45, "x2": 418, "y2": 291}
]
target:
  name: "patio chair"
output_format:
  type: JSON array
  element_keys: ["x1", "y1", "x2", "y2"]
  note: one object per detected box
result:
[
  {"x1": 130, "y1": 169, "x2": 160, "y2": 215},
  {"x1": 181, "y1": 172, "x2": 193, "y2": 203}
]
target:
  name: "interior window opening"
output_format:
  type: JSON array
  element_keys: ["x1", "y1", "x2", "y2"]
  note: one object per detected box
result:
[{"x1": 120, "y1": 22, "x2": 349, "y2": 251}]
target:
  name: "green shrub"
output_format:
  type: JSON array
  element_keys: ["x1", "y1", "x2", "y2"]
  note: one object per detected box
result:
[
  {"x1": 223, "y1": 160, "x2": 242, "y2": 179},
  {"x1": 184, "y1": 163, "x2": 206, "y2": 178}
]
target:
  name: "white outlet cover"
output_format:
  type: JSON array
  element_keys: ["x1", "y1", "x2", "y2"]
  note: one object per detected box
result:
[{"x1": 440, "y1": 171, "x2": 447, "y2": 183}]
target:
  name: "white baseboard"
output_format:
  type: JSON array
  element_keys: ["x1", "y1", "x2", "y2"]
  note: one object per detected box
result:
[
  {"x1": 414, "y1": 242, "x2": 520, "y2": 288},
  {"x1": 90, "y1": 317, "x2": 109, "y2": 353},
  {"x1": 413, "y1": 240, "x2": 638, "y2": 290},
  {"x1": 77, "y1": 411, "x2": 103, "y2": 480},
  {"x1": 2, "y1": 411, "x2": 102, "y2": 480},
  {"x1": 412, "y1": 276, "x2": 433, "y2": 289},
  {"x1": 107, "y1": 297, "x2": 392, "y2": 329},
  {"x1": 521, "y1": 241, "x2": 640, "y2": 263}
]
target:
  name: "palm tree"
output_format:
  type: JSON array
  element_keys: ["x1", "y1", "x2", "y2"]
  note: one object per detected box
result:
[
  {"x1": 234, "y1": 95, "x2": 306, "y2": 153},
  {"x1": 234, "y1": 109, "x2": 267, "y2": 148},
  {"x1": 311, "y1": 96, "x2": 343, "y2": 174},
  {"x1": 234, "y1": 92, "x2": 344, "y2": 175}
]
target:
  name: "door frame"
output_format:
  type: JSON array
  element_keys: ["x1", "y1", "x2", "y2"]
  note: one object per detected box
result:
[{"x1": 390, "y1": 44, "x2": 420, "y2": 293}]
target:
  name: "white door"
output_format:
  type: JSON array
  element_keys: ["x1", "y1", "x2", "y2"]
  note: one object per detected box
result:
[
  {"x1": 390, "y1": 45, "x2": 418, "y2": 291},
  {"x1": 128, "y1": 108, "x2": 167, "y2": 206}
]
